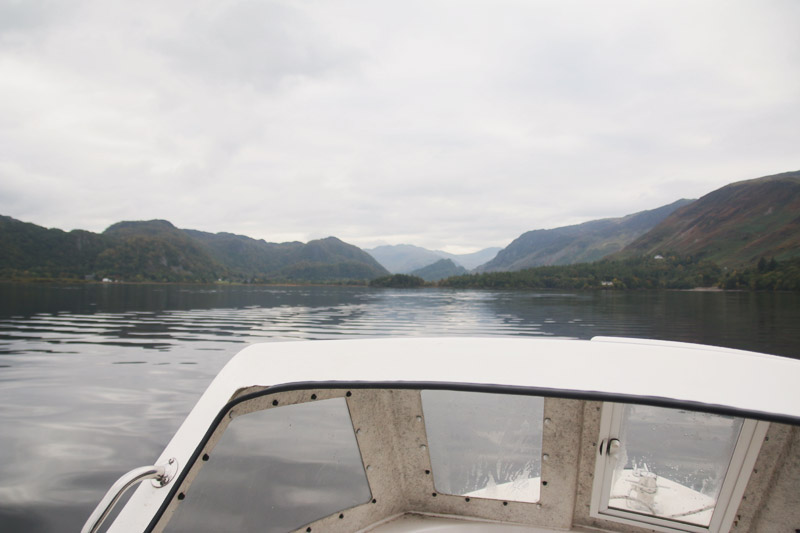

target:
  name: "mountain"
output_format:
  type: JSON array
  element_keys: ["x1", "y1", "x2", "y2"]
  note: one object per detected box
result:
[
  {"x1": 277, "y1": 237, "x2": 389, "y2": 281},
  {"x1": 410, "y1": 259, "x2": 468, "y2": 281},
  {"x1": 617, "y1": 170, "x2": 800, "y2": 266},
  {"x1": 476, "y1": 199, "x2": 693, "y2": 272},
  {"x1": 183, "y1": 230, "x2": 387, "y2": 280},
  {"x1": 366, "y1": 244, "x2": 446, "y2": 273},
  {"x1": 366, "y1": 244, "x2": 502, "y2": 273},
  {"x1": 436, "y1": 247, "x2": 502, "y2": 270},
  {"x1": 0, "y1": 217, "x2": 388, "y2": 282},
  {"x1": 0, "y1": 215, "x2": 109, "y2": 278},
  {"x1": 183, "y1": 229, "x2": 303, "y2": 275},
  {"x1": 100, "y1": 220, "x2": 225, "y2": 281}
]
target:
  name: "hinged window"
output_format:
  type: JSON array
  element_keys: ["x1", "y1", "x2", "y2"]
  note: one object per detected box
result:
[{"x1": 590, "y1": 403, "x2": 768, "y2": 533}]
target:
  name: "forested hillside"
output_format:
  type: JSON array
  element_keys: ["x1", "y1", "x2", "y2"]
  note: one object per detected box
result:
[
  {"x1": 0, "y1": 216, "x2": 109, "y2": 279},
  {"x1": 440, "y1": 255, "x2": 800, "y2": 291},
  {"x1": 477, "y1": 199, "x2": 692, "y2": 272},
  {"x1": 0, "y1": 217, "x2": 388, "y2": 282},
  {"x1": 617, "y1": 170, "x2": 800, "y2": 266}
]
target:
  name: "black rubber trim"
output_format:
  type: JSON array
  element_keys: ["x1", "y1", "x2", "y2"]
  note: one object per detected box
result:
[{"x1": 146, "y1": 380, "x2": 800, "y2": 532}]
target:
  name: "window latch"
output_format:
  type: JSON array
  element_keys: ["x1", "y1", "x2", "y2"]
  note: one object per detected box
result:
[{"x1": 599, "y1": 438, "x2": 621, "y2": 457}]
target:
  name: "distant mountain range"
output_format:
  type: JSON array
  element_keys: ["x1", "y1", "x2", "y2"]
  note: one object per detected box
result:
[
  {"x1": 615, "y1": 170, "x2": 800, "y2": 266},
  {"x1": 2, "y1": 170, "x2": 798, "y2": 283},
  {"x1": 366, "y1": 244, "x2": 501, "y2": 273},
  {"x1": 0, "y1": 218, "x2": 388, "y2": 282},
  {"x1": 476, "y1": 199, "x2": 693, "y2": 272}
]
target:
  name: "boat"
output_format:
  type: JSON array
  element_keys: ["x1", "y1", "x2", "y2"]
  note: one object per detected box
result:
[{"x1": 83, "y1": 337, "x2": 800, "y2": 532}]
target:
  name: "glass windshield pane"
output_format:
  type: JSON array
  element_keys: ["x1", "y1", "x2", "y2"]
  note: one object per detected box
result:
[
  {"x1": 609, "y1": 405, "x2": 743, "y2": 527},
  {"x1": 164, "y1": 398, "x2": 370, "y2": 533},
  {"x1": 421, "y1": 390, "x2": 544, "y2": 503}
]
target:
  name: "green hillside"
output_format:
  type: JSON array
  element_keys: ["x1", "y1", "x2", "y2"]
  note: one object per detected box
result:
[
  {"x1": 477, "y1": 199, "x2": 692, "y2": 272},
  {"x1": 0, "y1": 217, "x2": 388, "y2": 283},
  {"x1": 618, "y1": 170, "x2": 800, "y2": 266},
  {"x1": 0, "y1": 216, "x2": 109, "y2": 279},
  {"x1": 184, "y1": 229, "x2": 305, "y2": 276},
  {"x1": 101, "y1": 221, "x2": 224, "y2": 282}
]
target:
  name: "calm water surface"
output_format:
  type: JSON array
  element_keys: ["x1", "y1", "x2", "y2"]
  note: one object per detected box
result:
[{"x1": 0, "y1": 283, "x2": 798, "y2": 532}]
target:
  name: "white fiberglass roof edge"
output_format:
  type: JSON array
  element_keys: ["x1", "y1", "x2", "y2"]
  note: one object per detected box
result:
[
  {"x1": 109, "y1": 337, "x2": 800, "y2": 533},
  {"x1": 220, "y1": 337, "x2": 799, "y2": 418}
]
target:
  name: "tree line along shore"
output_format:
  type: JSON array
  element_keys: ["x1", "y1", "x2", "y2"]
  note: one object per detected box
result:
[{"x1": 370, "y1": 255, "x2": 800, "y2": 291}]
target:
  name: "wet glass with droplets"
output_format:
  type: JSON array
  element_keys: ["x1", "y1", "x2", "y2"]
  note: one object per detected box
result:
[{"x1": 609, "y1": 405, "x2": 743, "y2": 526}]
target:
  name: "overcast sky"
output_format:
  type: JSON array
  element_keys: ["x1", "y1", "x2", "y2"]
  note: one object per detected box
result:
[{"x1": 1, "y1": 1, "x2": 798, "y2": 253}]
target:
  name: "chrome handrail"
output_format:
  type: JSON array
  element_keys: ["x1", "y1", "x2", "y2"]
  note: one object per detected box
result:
[{"x1": 81, "y1": 458, "x2": 177, "y2": 533}]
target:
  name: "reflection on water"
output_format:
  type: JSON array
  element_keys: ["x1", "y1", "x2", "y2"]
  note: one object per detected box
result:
[{"x1": 0, "y1": 283, "x2": 798, "y2": 532}]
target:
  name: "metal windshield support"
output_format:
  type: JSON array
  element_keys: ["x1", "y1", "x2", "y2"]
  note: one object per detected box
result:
[{"x1": 81, "y1": 458, "x2": 178, "y2": 533}]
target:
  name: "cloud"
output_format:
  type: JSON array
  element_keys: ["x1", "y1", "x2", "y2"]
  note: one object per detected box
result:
[{"x1": 0, "y1": 0, "x2": 798, "y2": 251}]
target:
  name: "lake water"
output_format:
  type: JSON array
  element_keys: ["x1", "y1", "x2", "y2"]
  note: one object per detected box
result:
[{"x1": 0, "y1": 283, "x2": 798, "y2": 532}]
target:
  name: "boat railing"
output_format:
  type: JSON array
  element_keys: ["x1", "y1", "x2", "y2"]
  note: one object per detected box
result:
[{"x1": 81, "y1": 458, "x2": 178, "y2": 533}]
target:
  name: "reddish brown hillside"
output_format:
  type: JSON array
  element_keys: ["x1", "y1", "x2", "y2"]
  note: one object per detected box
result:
[{"x1": 619, "y1": 170, "x2": 800, "y2": 266}]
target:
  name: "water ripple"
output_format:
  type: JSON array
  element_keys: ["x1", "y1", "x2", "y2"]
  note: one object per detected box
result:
[{"x1": 0, "y1": 297, "x2": 550, "y2": 356}]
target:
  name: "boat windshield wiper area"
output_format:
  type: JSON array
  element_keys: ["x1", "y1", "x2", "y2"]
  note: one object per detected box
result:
[{"x1": 88, "y1": 337, "x2": 800, "y2": 533}]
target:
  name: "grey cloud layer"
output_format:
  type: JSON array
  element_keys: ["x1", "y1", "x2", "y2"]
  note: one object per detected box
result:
[{"x1": 1, "y1": 0, "x2": 798, "y2": 251}]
